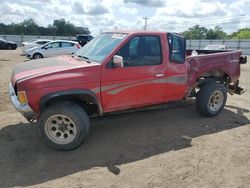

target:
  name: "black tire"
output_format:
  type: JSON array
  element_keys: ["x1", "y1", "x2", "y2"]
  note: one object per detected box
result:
[
  {"x1": 33, "y1": 53, "x2": 43, "y2": 59},
  {"x1": 196, "y1": 82, "x2": 227, "y2": 117},
  {"x1": 38, "y1": 101, "x2": 90, "y2": 150}
]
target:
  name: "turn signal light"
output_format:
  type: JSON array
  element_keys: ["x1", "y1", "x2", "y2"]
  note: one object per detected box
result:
[{"x1": 18, "y1": 91, "x2": 28, "y2": 105}]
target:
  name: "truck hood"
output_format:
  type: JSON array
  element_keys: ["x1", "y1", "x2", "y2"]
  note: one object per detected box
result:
[{"x1": 11, "y1": 55, "x2": 100, "y2": 86}]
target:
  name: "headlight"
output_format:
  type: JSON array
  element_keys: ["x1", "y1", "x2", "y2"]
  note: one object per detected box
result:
[{"x1": 17, "y1": 91, "x2": 28, "y2": 105}]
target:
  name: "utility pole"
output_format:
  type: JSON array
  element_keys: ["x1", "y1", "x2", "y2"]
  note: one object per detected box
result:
[{"x1": 142, "y1": 16, "x2": 149, "y2": 30}]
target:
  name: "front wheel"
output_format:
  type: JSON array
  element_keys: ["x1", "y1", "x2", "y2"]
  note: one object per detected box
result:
[
  {"x1": 33, "y1": 53, "x2": 43, "y2": 59},
  {"x1": 196, "y1": 82, "x2": 227, "y2": 117},
  {"x1": 38, "y1": 102, "x2": 90, "y2": 150}
]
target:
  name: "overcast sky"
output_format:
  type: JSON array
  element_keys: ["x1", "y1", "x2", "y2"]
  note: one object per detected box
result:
[{"x1": 0, "y1": 0, "x2": 250, "y2": 35}]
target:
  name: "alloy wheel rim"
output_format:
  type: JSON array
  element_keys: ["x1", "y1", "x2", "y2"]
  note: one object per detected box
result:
[
  {"x1": 45, "y1": 114, "x2": 77, "y2": 144},
  {"x1": 34, "y1": 54, "x2": 41, "y2": 59},
  {"x1": 208, "y1": 90, "x2": 224, "y2": 112}
]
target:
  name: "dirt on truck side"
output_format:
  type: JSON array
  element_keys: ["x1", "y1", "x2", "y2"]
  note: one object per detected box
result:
[{"x1": 0, "y1": 49, "x2": 250, "y2": 187}]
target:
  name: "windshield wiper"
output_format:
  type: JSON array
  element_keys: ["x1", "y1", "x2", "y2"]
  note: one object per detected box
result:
[{"x1": 76, "y1": 55, "x2": 91, "y2": 63}]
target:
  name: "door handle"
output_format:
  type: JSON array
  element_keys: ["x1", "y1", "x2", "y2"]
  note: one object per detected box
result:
[{"x1": 155, "y1": 73, "x2": 164, "y2": 78}]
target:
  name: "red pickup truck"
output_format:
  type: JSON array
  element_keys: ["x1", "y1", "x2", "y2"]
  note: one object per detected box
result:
[{"x1": 10, "y1": 31, "x2": 247, "y2": 150}]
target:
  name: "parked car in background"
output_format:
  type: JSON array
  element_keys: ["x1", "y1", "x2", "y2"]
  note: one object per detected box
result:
[
  {"x1": 25, "y1": 40, "x2": 81, "y2": 59},
  {"x1": 75, "y1": 34, "x2": 93, "y2": 46},
  {"x1": 22, "y1": 39, "x2": 52, "y2": 53},
  {"x1": 204, "y1": 44, "x2": 228, "y2": 50},
  {"x1": 0, "y1": 38, "x2": 17, "y2": 50}
]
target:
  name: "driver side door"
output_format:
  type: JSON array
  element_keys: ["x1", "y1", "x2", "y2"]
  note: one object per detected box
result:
[
  {"x1": 42, "y1": 42, "x2": 61, "y2": 57},
  {"x1": 101, "y1": 35, "x2": 167, "y2": 112}
]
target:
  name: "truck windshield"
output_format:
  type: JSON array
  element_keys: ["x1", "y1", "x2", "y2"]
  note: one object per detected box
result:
[{"x1": 75, "y1": 33, "x2": 127, "y2": 63}]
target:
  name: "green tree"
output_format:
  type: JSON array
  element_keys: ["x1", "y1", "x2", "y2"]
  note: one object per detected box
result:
[
  {"x1": 0, "y1": 18, "x2": 90, "y2": 36},
  {"x1": 231, "y1": 28, "x2": 250, "y2": 39},
  {"x1": 9, "y1": 23, "x2": 24, "y2": 35},
  {"x1": 0, "y1": 23, "x2": 7, "y2": 34},
  {"x1": 183, "y1": 25, "x2": 228, "y2": 39},
  {"x1": 53, "y1": 18, "x2": 77, "y2": 36},
  {"x1": 183, "y1": 25, "x2": 208, "y2": 39},
  {"x1": 22, "y1": 19, "x2": 40, "y2": 35},
  {"x1": 206, "y1": 26, "x2": 227, "y2": 39}
]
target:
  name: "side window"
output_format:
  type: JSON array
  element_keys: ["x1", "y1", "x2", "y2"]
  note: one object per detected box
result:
[
  {"x1": 61, "y1": 42, "x2": 74, "y2": 47},
  {"x1": 129, "y1": 37, "x2": 139, "y2": 56},
  {"x1": 42, "y1": 41, "x2": 49, "y2": 45},
  {"x1": 46, "y1": 42, "x2": 60, "y2": 48},
  {"x1": 37, "y1": 41, "x2": 47, "y2": 45},
  {"x1": 117, "y1": 36, "x2": 162, "y2": 67},
  {"x1": 167, "y1": 34, "x2": 186, "y2": 64}
]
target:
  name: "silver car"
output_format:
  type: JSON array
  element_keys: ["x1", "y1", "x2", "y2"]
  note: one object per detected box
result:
[
  {"x1": 25, "y1": 40, "x2": 81, "y2": 59},
  {"x1": 204, "y1": 44, "x2": 228, "y2": 50},
  {"x1": 22, "y1": 39, "x2": 52, "y2": 53}
]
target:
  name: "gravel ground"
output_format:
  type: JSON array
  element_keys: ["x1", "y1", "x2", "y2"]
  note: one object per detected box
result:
[{"x1": 0, "y1": 49, "x2": 250, "y2": 188}]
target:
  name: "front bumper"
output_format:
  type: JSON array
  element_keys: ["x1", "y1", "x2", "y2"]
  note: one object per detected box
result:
[
  {"x1": 26, "y1": 54, "x2": 32, "y2": 59},
  {"x1": 9, "y1": 83, "x2": 35, "y2": 121}
]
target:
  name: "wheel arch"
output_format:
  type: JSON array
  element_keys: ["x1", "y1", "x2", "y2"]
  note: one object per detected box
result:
[
  {"x1": 33, "y1": 52, "x2": 43, "y2": 59},
  {"x1": 196, "y1": 69, "x2": 231, "y2": 88},
  {"x1": 40, "y1": 89, "x2": 103, "y2": 116}
]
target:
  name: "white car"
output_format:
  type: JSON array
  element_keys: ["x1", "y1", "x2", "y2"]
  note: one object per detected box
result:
[
  {"x1": 26, "y1": 40, "x2": 81, "y2": 59},
  {"x1": 22, "y1": 39, "x2": 52, "y2": 53},
  {"x1": 204, "y1": 44, "x2": 228, "y2": 50}
]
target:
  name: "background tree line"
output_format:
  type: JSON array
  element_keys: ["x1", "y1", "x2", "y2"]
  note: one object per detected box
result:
[
  {"x1": 0, "y1": 18, "x2": 250, "y2": 39},
  {"x1": 0, "y1": 18, "x2": 90, "y2": 36},
  {"x1": 182, "y1": 25, "x2": 250, "y2": 39}
]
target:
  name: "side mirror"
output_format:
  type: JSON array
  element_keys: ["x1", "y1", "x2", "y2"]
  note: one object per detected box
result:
[
  {"x1": 113, "y1": 55, "x2": 124, "y2": 68},
  {"x1": 43, "y1": 46, "x2": 48, "y2": 50}
]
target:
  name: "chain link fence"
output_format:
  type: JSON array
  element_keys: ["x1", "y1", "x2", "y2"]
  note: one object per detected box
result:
[{"x1": 187, "y1": 39, "x2": 250, "y2": 55}]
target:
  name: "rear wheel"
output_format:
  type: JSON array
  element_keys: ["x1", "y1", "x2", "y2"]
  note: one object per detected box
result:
[
  {"x1": 38, "y1": 102, "x2": 90, "y2": 150},
  {"x1": 196, "y1": 82, "x2": 227, "y2": 117}
]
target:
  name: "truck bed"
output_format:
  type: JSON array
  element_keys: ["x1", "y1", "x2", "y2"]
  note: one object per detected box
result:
[{"x1": 186, "y1": 49, "x2": 242, "y2": 90}]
